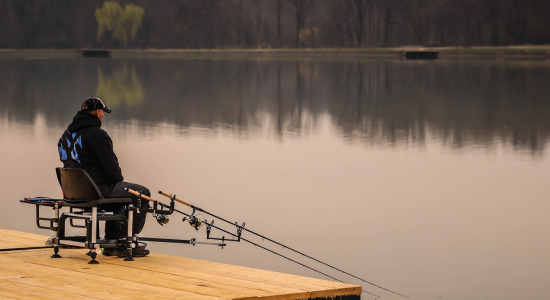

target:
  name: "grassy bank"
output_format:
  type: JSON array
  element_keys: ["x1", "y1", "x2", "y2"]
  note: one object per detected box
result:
[
  {"x1": 1, "y1": 46, "x2": 550, "y2": 59},
  {"x1": 117, "y1": 46, "x2": 550, "y2": 59}
]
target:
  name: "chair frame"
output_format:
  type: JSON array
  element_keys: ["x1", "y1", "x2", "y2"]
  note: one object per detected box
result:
[
  {"x1": 28, "y1": 168, "x2": 137, "y2": 264},
  {"x1": 22, "y1": 168, "x2": 180, "y2": 263}
]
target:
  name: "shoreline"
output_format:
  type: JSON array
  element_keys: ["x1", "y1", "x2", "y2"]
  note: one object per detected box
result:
[{"x1": 1, "y1": 46, "x2": 549, "y2": 60}]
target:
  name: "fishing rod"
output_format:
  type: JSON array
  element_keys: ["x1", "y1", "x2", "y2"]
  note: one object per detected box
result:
[
  {"x1": 155, "y1": 190, "x2": 408, "y2": 299},
  {"x1": 126, "y1": 188, "x2": 402, "y2": 299},
  {"x1": 0, "y1": 246, "x2": 54, "y2": 252},
  {"x1": 0, "y1": 245, "x2": 79, "y2": 252},
  {"x1": 128, "y1": 190, "x2": 379, "y2": 299}
]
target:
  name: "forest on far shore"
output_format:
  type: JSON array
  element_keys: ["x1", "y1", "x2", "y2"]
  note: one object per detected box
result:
[{"x1": 1, "y1": 0, "x2": 549, "y2": 49}]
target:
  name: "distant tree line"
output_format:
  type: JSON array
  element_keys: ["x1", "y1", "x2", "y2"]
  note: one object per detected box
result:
[{"x1": 1, "y1": 0, "x2": 549, "y2": 49}]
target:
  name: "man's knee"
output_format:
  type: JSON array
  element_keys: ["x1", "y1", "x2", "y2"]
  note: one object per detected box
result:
[
  {"x1": 130, "y1": 183, "x2": 150, "y2": 197},
  {"x1": 141, "y1": 187, "x2": 151, "y2": 197}
]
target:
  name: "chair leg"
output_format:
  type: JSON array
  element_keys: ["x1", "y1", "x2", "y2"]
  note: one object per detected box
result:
[
  {"x1": 124, "y1": 248, "x2": 134, "y2": 261},
  {"x1": 86, "y1": 207, "x2": 101, "y2": 264},
  {"x1": 88, "y1": 249, "x2": 99, "y2": 264},
  {"x1": 54, "y1": 206, "x2": 64, "y2": 258},
  {"x1": 124, "y1": 205, "x2": 135, "y2": 261},
  {"x1": 91, "y1": 207, "x2": 98, "y2": 245},
  {"x1": 51, "y1": 246, "x2": 61, "y2": 258}
]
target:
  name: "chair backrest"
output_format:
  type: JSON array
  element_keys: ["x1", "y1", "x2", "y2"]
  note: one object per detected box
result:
[{"x1": 56, "y1": 167, "x2": 103, "y2": 201}]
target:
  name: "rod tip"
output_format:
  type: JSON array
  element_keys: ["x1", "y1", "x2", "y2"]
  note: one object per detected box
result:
[{"x1": 157, "y1": 190, "x2": 162, "y2": 194}]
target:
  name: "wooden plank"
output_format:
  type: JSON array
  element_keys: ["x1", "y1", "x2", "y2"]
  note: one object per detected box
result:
[
  {"x1": 127, "y1": 255, "x2": 361, "y2": 294},
  {"x1": 105, "y1": 256, "x2": 314, "y2": 298},
  {"x1": 0, "y1": 280, "x2": 94, "y2": 300},
  {"x1": 4, "y1": 250, "x2": 282, "y2": 299},
  {"x1": 108, "y1": 258, "x2": 312, "y2": 296},
  {"x1": 0, "y1": 254, "x2": 220, "y2": 300},
  {"x1": 3, "y1": 249, "x2": 313, "y2": 299},
  {"x1": 0, "y1": 229, "x2": 362, "y2": 299}
]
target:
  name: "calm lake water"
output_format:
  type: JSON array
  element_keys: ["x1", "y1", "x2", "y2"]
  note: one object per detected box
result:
[{"x1": 1, "y1": 54, "x2": 549, "y2": 300}]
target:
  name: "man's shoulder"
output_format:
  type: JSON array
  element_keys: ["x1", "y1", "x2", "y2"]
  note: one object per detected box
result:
[{"x1": 80, "y1": 126, "x2": 110, "y2": 139}]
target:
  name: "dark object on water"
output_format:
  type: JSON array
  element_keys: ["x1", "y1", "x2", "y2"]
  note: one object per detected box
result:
[
  {"x1": 403, "y1": 51, "x2": 439, "y2": 60},
  {"x1": 81, "y1": 49, "x2": 111, "y2": 58}
]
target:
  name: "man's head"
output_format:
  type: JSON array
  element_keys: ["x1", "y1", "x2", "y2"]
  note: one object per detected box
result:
[{"x1": 81, "y1": 97, "x2": 111, "y2": 123}]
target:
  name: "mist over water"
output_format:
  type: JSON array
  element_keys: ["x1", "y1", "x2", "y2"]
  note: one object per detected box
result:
[{"x1": 1, "y1": 55, "x2": 549, "y2": 300}]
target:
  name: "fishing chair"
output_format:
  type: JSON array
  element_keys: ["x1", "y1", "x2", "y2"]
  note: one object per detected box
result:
[{"x1": 51, "y1": 167, "x2": 136, "y2": 263}]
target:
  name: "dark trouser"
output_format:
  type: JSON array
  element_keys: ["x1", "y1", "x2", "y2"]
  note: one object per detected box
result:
[{"x1": 101, "y1": 181, "x2": 150, "y2": 240}]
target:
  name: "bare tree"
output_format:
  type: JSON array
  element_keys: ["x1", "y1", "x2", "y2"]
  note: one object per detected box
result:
[
  {"x1": 328, "y1": 0, "x2": 370, "y2": 47},
  {"x1": 291, "y1": 0, "x2": 312, "y2": 48},
  {"x1": 351, "y1": 0, "x2": 369, "y2": 46},
  {"x1": 275, "y1": 0, "x2": 284, "y2": 47}
]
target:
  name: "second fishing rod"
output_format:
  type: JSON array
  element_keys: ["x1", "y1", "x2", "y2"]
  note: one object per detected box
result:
[
  {"x1": 126, "y1": 188, "x2": 407, "y2": 299},
  {"x1": 127, "y1": 188, "x2": 382, "y2": 297}
]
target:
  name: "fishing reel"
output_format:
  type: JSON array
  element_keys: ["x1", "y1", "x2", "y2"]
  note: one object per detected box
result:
[
  {"x1": 183, "y1": 215, "x2": 202, "y2": 230},
  {"x1": 155, "y1": 214, "x2": 170, "y2": 226},
  {"x1": 182, "y1": 207, "x2": 203, "y2": 230}
]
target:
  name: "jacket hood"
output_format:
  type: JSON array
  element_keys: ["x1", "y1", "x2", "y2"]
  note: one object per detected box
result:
[{"x1": 68, "y1": 111, "x2": 102, "y2": 132}]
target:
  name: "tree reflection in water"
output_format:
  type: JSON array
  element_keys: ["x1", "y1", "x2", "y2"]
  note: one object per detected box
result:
[{"x1": 0, "y1": 56, "x2": 548, "y2": 155}]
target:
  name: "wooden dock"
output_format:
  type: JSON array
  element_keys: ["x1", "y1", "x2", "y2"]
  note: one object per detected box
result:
[
  {"x1": 0, "y1": 228, "x2": 361, "y2": 299},
  {"x1": 80, "y1": 49, "x2": 111, "y2": 57},
  {"x1": 402, "y1": 51, "x2": 439, "y2": 60}
]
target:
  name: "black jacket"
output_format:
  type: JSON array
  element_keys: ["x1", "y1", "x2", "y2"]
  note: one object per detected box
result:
[{"x1": 58, "y1": 111, "x2": 123, "y2": 192}]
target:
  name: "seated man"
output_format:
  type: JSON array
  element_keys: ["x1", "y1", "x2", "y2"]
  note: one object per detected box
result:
[{"x1": 57, "y1": 97, "x2": 149, "y2": 257}]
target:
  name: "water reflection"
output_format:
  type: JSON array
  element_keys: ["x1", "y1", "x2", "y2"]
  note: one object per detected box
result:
[
  {"x1": 96, "y1": 62, "x2": 144, "y2": 109},
  {"x1": 0, "y1": 56, "x2": 549, "y2": 154}
]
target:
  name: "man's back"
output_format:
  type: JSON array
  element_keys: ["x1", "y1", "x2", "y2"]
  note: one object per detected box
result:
[{"x1": 58, "y1": 104, "x2": 123, "y2": 193}]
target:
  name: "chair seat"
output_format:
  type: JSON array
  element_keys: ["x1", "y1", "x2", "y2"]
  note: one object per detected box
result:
[
  {"x1": 61, "y1": 211, "x2": 126, "y2": 221},
  {"x1": 64, "y1": 198, "x2": 132, "y2": 208}
]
